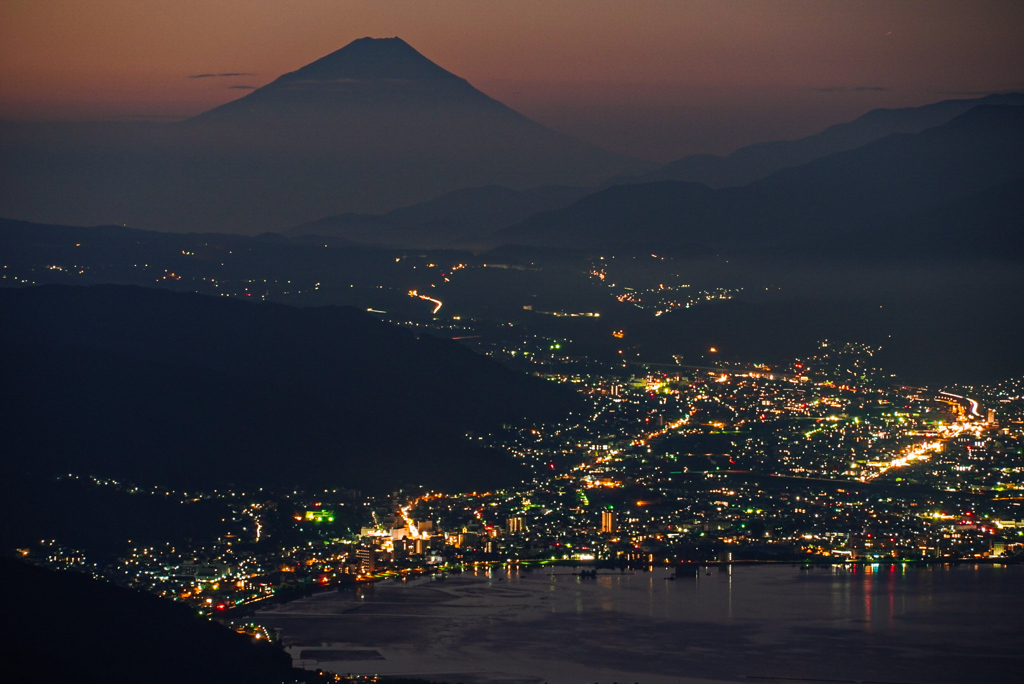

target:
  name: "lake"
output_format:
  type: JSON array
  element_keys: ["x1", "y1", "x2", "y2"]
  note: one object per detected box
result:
[{"x1": 255, "y1": 563, "x2": 1024, "y2": 684}]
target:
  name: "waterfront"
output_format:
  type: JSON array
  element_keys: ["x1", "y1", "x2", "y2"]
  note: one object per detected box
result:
[{"x1": 255, "y1": 563, "x2": 1024, "y2": 684}]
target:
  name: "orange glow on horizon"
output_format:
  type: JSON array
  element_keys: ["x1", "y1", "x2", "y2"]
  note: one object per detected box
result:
[{"x1": 3, "y1": 3, "x2": 1021, "y2": 160}]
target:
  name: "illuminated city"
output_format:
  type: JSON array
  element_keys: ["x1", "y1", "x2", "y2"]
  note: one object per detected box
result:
[
  {"x1": 21, "y1": 336, "x2": 1024, "y2": 605},
  {"x1": 3, "y1": 4, "x2": 1024, "y2": 682}
]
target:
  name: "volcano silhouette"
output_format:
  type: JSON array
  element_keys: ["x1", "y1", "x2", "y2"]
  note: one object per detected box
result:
[
  {"x1": 0, "y1": 38, "x2": 647, "y2": 233},
  {"x1": 190, "y1": 37, "x2": 506, "y2": 125},
  {"x1": 185, "y1": 38, "x2": 630, "y2": 161}
]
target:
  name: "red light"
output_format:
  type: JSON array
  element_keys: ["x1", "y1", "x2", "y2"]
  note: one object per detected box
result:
[{"x1": 216, "y1": 603, "x2": 227, "y2": 611}]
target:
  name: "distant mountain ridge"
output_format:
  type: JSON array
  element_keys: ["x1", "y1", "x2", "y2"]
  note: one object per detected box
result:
[
  {"x1": 290, "y1": 184, "x2": 595, "y2": 248},
  {"x1": 288, "y1": 91, "x2": 1024, "y2": 250},
  {"x1": 491, "y1": 104, "x2": 1024, "y2": 254},
  {"x1": 641, "y1": 91, "x2": 1024, "y2": 188}
]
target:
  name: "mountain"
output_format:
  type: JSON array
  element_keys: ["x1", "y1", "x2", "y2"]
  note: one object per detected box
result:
[
  {"x1": 0, "y1": 38, "x2": 648, "y2": 234},
  {"x1": 0, "y1": 558, "x2": 301, "y2": 684},
  {"x1": 0, "y1": 284, "x2": 577, "y2": 492},
  {"x1": 285, "y1": 92, "x2": 1019, "y2": 250},
  {"x1": 491, "y1": 104, "x2": 1024, "y2": 254},
  {"x1": 290, "y1": 184, "x2": 594, "y2": 248},
  {"x1": 188, "y1": 36, "x2": 520, "y2": 132},
  {"x1": 870, "y1": 175, "x2": 1024, "y2": 259},
  {"x1": 488, "y1": 180, "x2": 713, "y2": 251},
  {"x1": 640, "y1": 92, "x2": 1024, "y2": 188}
]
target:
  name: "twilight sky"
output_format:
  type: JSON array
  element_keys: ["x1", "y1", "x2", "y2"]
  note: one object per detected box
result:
[{"x1": 2, "y1": 0, "x2": 1022, "y2": 162}]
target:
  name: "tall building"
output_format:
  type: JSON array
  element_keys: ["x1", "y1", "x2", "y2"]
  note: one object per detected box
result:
[
  {"x1": 601, "y1": 510, "x2": 616, "y2": 534},
  {"x1": 356, "y1": 547, "x2": 377, "y2": 574},
  {"x1": 507, "y1": 516, "x2": 525, "y2": 534}
]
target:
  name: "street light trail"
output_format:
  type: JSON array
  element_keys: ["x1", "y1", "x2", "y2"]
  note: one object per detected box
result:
[
  {"x1": 938, "y1": 391, "x2": 981, "y2": 418},
  {"x1": 408, "y1": 289, "x2": 442, "y2": 314}
]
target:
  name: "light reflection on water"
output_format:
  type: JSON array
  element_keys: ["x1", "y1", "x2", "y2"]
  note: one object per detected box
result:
[{"x1": 259, "y1": 563, "x2": 1024, "y2": 684}]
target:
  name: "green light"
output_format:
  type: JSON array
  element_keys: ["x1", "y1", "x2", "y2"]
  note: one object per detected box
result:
[{"x1": 305, "y1": 510, "x2": 335, "y2": 523}]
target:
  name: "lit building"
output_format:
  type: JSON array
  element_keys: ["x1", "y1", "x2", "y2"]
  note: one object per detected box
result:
[
  {"x1": 601, "y1": 510, "x2": 616, "y2": 534},
  {"x1": 356, "y1": 548, "x2": 377, "y2": 574}
]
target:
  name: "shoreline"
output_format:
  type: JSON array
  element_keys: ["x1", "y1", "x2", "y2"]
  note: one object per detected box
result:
[{"x1": 254, "y1": 563, "x2": 1024, "y2": 684}]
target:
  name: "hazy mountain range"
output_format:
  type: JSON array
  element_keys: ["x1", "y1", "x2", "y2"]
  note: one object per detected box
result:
[
  {"x1": 290, "y1": 91, "x2": 1024, "y2": 252},
  {"x1": 638, "y1": 92, "x2": 1024, "y2": 188},
  {"x1": 492, "y1": 104, "x2": 1024, "y2": 252},
  {"x1": 1, "y1": 36, "x2": 1020, "y2": 254},
  {"x1": 290, "y1": 183, "x2": 594, "y2": 248}
]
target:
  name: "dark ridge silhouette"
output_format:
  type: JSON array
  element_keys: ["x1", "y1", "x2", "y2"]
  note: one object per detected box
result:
[
  {"x1": 0, "y1": 38, "x2": 647, "y2": 234},
  {"x1": 0, "y1": 285, "x2": 577, "y2": 492},
  {"x1": 3, "y1": 214, "x2": 1022, "y2": 386},
  {"x1": 488, "y1": 180, "x2": 711, "y2": 250},
  {"x1": 795, "y1": 175, "x2": 1024, "y2": 261},
  {"x1": 292, "y1": 93, "x2": 1024, "y2": 251},
  {"x1": 492, "y1": 104, "x2": 1024, "y2": 253},
  {"x1": 640, "y1": 91, "x2": 1024, "y2": 188},
  {"x1": 291, "y1": 184, "x2": 593, "y2": 248},
  {"x1": 0, "y1": 473, "x2": 231, "y2": 559},
  {"x1": 0, "y1": 557, "x2": 301, "y2": 684}
]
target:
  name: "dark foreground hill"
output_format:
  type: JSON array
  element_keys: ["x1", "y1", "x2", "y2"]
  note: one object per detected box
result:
[
  {"x1": 0, "y1": 558, "x2": 301, "y2": 684},
  {"x1": 0, "y1": 285, "x2": 575, "y2": 492}
]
